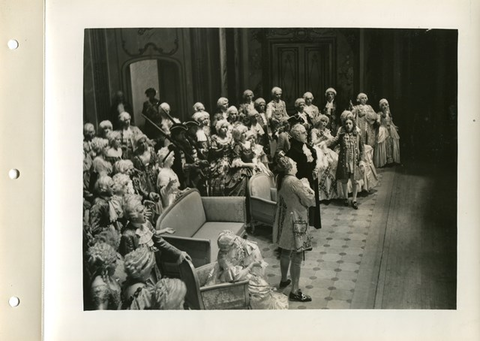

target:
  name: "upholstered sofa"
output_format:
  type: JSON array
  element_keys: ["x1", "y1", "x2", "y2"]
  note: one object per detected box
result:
[{"x1": 155, "y1": 188, "x2": 246, "y2": 268}]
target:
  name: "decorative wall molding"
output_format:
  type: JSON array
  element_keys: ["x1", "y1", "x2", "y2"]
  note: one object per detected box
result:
[
  {"x1": 265, "y1": 28, "x2": 337, "y2": 41},
  {"x1": 120, "y1": 28, "x2": 179, "y2": 58}
]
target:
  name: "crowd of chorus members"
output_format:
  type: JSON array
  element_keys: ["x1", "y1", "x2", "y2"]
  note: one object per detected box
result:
[{"x1": 82, "y1": 86, "x2": 400, "y2": 309}]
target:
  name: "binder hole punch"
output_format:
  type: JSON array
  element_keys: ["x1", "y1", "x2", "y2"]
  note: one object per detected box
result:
[
  {"x1": 9, "y1": 168, "x2": 20, "y2": 179},
  {"x1": 8, "y1": 296, "x2": 20, "y2": 308},
  {"x1": 7, "y1": 39, "x2": 19, "y2": 50}
]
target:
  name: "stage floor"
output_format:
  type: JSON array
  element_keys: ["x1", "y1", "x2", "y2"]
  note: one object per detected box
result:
[{"x1": 248, "y1": 161, "x2": 457, "y2": 309}]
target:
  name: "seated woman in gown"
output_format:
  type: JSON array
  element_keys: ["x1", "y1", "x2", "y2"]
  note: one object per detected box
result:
[
  {"x1": 118, "y1": 194, "x2": 180, "y2": 258},
  {"x1": 89, "y1": 175, "x2": 123, "y2": 237},
  {"x1": 123, "y1": 245, "x2": 187, "y2": 310},
  {"x1": 156, "y1": 146, "x2": 182, "y2": 210},
  {"x1": 98, "y1": 120, "x2": 113, "y2": 139},
  {"x1": 131, "y1": 134, "x2": 161, "y2": 208},
  {"x1": 89, "y1": 138, "x2": 113, "y2": 194},
  {"x1": 86, "y1": 242, "x2": 122, "y2": 310},
  {"x1": 205, "y1": 230, "x2": 288, "y2": 309},
  {"x1": 224, "y1": 124, "x2": 258, "y2": 196},
  {"x1": 208, "y1": 119, "x2": 233, "y2": 196},
  {"x1": 104, "y1": 131, "x2": 123, "y2": 164},
  {"x1": 212, "y1": 97, "x2": 229, "y2": 134}
]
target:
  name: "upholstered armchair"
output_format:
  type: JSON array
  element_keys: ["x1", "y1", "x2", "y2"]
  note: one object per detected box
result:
[
  {"x1": 178, "y1": 259, "x2": 250, "y2": 310},
  {"x1": 247, "y1": 173, "x2": 277, "y2": 234}
]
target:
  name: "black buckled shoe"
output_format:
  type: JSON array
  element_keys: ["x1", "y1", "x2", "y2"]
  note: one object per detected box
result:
[
  {"x1": 289, "y1": 290, "x2": 312, "y2": 302},
  {"x1": 279, "y1": 279, "x2": 291, "y2": 289},
  {"x1": 352, "y1": 201, "x2": 359, "y2": 209}
]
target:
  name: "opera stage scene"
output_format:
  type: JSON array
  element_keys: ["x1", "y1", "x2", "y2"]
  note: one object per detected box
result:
[{"x1": 82, "y1": 28, "x2": 457, "y2": 310}]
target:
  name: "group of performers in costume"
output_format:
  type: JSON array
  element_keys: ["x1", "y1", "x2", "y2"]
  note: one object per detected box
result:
[{"x1": 82, "y1": 86, "x2": 401, "y2": 309}]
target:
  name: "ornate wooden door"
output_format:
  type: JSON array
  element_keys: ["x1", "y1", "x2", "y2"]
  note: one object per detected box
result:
[{"x1": 271, "y1": 41, "x2": 334, "y2": 114}]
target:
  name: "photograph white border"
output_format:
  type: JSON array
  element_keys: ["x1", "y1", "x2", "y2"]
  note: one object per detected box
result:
[{"x1": 44, "y1": 0, "x2": 480, "y2": 340}]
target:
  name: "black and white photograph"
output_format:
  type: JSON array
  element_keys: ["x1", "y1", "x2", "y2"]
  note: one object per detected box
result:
[
  {"x1": 22, "y1": 0, "x2": 478, "y2": 339},
  {"x1": 82, "y1": 27, "x2": 457, "y2": 311}
]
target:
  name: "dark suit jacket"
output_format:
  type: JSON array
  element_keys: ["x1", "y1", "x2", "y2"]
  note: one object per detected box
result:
[{"x1": 286, "y1": 138, "x2": 317, "y2": 186}]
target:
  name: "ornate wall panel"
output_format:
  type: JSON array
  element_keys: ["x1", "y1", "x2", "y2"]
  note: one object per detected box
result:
[
  {"x1": 119, "y1": 28, "x2": 179, "y2": 58},
  {"x1": 273, "y1": 46, "x2": 299, "y2": 109},
  {"x1": 270, "y1": 41, "x2": 334, "y2": 113},
  {"x1": 246, "y1": 28, "x2": 357, "y2": 112}
]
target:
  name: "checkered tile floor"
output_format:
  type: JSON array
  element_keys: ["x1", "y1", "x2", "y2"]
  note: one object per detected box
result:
[{"x1": 248, "y1": 171, "x2": 383, "y2": 309}]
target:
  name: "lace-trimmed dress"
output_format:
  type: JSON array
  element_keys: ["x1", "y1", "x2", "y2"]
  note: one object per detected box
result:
[
  {"x1": 208, "y1": 134, "x2": 232, "y2": 196},
  {"x1": 157, "y1": 167, "x2": 180, "y2": 209},
  {"x1": 132, "y1": 147, "x2": 158, "y2": 199},
  {"x1": 205, "y1": 239, "x2": 288, "y2": 309},
  {"x1": 375, "y1": 112, "x2": 400, "y2": 167},
  {"x1": 312, "y1": 128, "x2": 339, "y2": 200},
  {"x1": 224, "y1": 142, "x2": 255, "y2": 196}
]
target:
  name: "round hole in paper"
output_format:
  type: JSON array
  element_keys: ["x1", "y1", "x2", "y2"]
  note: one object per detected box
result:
[
  {"x1": 7, "y1": 39, "x2": 19, "y2": 50},
  {"x1": 9, "y1": 168, "x2": 20, "y2": 179},
  {"x1": 9, "y1": 296, "x2": 20, "y2": 307}
]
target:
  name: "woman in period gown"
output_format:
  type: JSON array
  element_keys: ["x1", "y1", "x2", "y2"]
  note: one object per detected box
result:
[
  {"x1": 205, "y1": 230, "x2": 288, "y2": 309},
  {"x1": 375, "y1": 98, "x2": 401, "y2": 167},
  {"x1": 132, "y1": 134, "x2": 158, "y2": 193},
  {"x1": 122, "y1": 245, "x2": 161, "y2": 310},
  {"x1": 130, "y1": 134, "x2": 161, "y2": 213},
  {"x1": 98, "y1": 120, "x2": 113, "y2": 139},
  {"x1": 86, "y1": 242, "x2": 122, "y2": 310},
  {"x1": 224, "y1": 124, "x2": 258, "y2": 196},
  {"x1": 311, "y1": 114, "x2": 338, "y2": 201},
  {"x1": 352, "y1": 93, "x2": 377, "y2": 146},
  {"x1": 89, "y1": 175, "x2": 124, "y2": 237},
  {"x1": 89, "y1": 138, "x2": 114, "y2": 194},
  {"x1": 104, "y1": 131, "x2": 123, "y2": 164},
  {"x1": 120, "y1": 196, "x2": 190, "y2": 309},
  {"x1": 245, "y1": 131, "x2": 272, "y2": 176},
  {"x1": 118, "y1": 194, "x2": 178, "y2": 258},
  {"x1": 211, "y1": 97, "x2": 229, "y2": 134},
  {"x1": 156, "y1": 146, "x2": 181, "y2": 210},
  {"x1": 208, "y1": 119, "x2": 233, "y2": 196}
]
